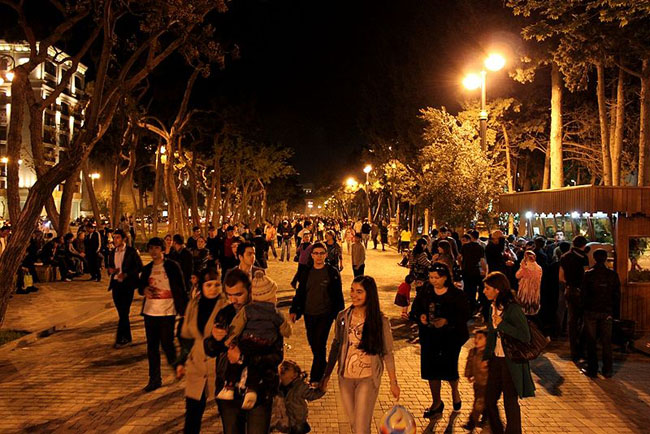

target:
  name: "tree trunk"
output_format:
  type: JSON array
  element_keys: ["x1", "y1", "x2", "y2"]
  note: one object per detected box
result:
[
  {"x1": 543, "y1": 146, "x2": 551, "y2": 189},
  {"x1": 188, "y1": 152, "x2": 200, "y2": 228},
  {"x1": 6, "y1": 73, "x2": 28, "y2": 224},
  {"x1": 152, "y1": 143, "x2": 162, "y2": 237},
  {"x1": 612, "y1": 66, "x2": 625, "y2": 186},
  {"x1": 502, "y1": 124, "x2": 515, "y2": 234},
  {"x1": 57, "y1": 171, "x2": 80, "y2": 235},
  {"x1": 596, "y1": 63, "x2": 613, "y2": 185},
  {"x1": 639, "y1": 60, "x2": 650, "y2": 186},
  {"x1": 110, "y1": 158, "x2": 122, "y2": 226},
  {"x1": 0, "y1": 172, "x2": 73, "y2": 325},
  {"x1": 82, "y1": 161, "x2": 102, "y2": 223},
  {"x1": 550, "y1": 63, "x2": 564, "y2": 189}
]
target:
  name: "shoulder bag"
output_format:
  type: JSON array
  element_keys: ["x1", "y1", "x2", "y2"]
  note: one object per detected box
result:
[{"x1": 500, "y1": 317, "x2": 549, "y2": 363}]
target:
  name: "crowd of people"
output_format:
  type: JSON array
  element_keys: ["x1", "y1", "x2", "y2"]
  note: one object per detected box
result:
[
  {"x1": 393, "y1": 226, "x2": 621, "y2": 432},
  {"x1": 0, "y1": 214, "x2": 624, "y2": 434}
]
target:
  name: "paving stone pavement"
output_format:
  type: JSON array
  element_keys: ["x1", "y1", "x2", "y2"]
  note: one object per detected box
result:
[{"x1": 1, "y1": 243, "x2": 649, "y2": 433}]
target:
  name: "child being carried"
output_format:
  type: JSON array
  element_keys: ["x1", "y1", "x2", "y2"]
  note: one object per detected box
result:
[{"x1": 217, "y1": 270, "x2": 292, "y2": 409}]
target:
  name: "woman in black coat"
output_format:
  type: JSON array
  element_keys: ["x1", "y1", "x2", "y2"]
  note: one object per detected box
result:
[{"x1": 411, "y1": 262, "x2": 470, "y2": 418}]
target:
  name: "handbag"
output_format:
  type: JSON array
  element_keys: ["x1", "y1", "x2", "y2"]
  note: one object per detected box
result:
[{"x1": 500, "y1": 318, "x2": 549, "y2": 363}]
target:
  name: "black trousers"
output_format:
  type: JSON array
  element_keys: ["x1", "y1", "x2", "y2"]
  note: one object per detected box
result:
[
  {"x1": 87, "y1": 252, "x2": 101, "y2": 280},
  {"x1": 353, "y1": 264, "x2": 365, "y2": 277},
  {"x1": 111, "y1": 286, "x2": 135, "y2": 343},
  {"x1": 143, "y1": 315, "x2": 177, "y2": 383},
  {"x1": 304, "y1": 313, "x2": 334, "y2": 383},
  {"x1": 217, "y1": 396, "x2": 272, "y2": 434},
  {"x1": 566, "y1": 287, "x2": 584, "y2": 359},
  {"x1": 185, "y1": 389, "x2": 207, "y2": 434},
  {"x1": 486, "y1": 357, "x2": 521, "y2": 434},
  {"x1": 584, "y1": 311, "x2": 613, "y2": 375},
  {"x1": 463, "y1": 273, "x2": 483, "y2": 311}
]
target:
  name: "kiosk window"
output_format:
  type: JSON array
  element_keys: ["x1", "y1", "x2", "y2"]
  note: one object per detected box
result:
[{"x1": 629, "y1": 237, "x2": 650, "y2": 282}]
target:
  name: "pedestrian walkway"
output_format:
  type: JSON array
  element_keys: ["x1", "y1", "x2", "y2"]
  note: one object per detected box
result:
[{"x1": 0, "y1": 247, "x2": 649, "y2": 433}]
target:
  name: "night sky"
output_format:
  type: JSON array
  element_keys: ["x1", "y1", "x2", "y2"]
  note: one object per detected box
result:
[
  {"x1": 188, "y1": 0, "x2": 523, "y2": 185},
  {"x1": 2, "y1": 0, "x2": 525, "y2": 185}
]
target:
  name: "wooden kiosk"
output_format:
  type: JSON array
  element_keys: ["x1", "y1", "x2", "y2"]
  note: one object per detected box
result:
[{"x1": 499, "y1": 185, "x2": 650, "y2": 332}]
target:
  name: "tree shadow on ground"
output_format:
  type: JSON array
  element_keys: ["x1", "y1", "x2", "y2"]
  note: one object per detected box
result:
[
  {"x1": 89, "y1": 350, "x2": 149, "y2": 367},
  {"x1": 530, "y1": 355, "x2": 564, "y2": 396},
  {"x1": 16, "y1": 388, "x2": 184, "y2": 434}
]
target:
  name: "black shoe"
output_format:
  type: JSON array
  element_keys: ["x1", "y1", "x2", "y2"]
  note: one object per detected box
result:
[
  {"x1": 26, "y1": 286, "x2": 39, "y2": 293},
  {"x1": 580, "y1": 368, "x2": 597, "y2": 378},
  {"x1": 461, "y1": 420, "x2": 476, "y2": 431},
  {"x1": 113, "y1": 340, "x2": 131, "y2": 349},
  {"x1": 16, "y1": 288, "x2": 29, "y2": 294},
  {"x1": 424, "y1": 402, "x2": 444, "y2": 418},
  {"x1": 602, "y1": 371, "x2": 613, "y2": 378},
  {"x1": 143, "y1": 380, "x2": 162, "y2": 392},
  {"x1": 453, "y1": 400, "x2": 462, "y2": 411}
]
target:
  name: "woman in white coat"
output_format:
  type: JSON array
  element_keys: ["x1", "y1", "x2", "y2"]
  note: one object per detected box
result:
[{"x1": 176, "y1": 268, "x2": 229, "y2": 434}]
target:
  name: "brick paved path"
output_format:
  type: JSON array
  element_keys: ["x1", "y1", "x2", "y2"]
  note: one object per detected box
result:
[{"x1": 1, "y1": 244, "x2": 649, "y2": 433}]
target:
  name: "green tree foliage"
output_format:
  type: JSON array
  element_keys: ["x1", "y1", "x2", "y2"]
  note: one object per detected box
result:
[{"x1": 418, "y1": 108, "x2": 505, "y2": 227}]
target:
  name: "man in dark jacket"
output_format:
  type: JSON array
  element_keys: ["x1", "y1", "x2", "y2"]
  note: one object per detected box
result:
[
  {"x1": 560, "y1": 235, "x2": 590, "y2": 362},
  {"x1": 290, "y1": 242, "x2": 344, "y2": 384},
  {"x1": 168, "y1": 234, "x2": 193, "y2": 293},
  {"x1": 108, "y1": 229, "x2": 143, "y2": 348},
  {"x1": 580, "y1": 249, "x2": 620, "y2": 378},
  {"x1": 252, "y1": 228, "x2": 269, "y2": 269},
  {"x1": 84, "y1": 223, "x2": 102, "y2": 282},
  {"x1": 138, "y1": 237, "x2": 188, "y2": 392}
]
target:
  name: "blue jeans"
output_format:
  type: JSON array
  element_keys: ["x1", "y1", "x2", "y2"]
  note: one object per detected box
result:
[
  {"x1": 217, "y1": 397, "x2": 272, "y2": 434},
  {"x1": 281, "y1": 239, "x2": 291, "y2": 261}
]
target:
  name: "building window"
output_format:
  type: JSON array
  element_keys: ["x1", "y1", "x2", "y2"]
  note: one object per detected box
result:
[
  {"x1": 44, "y1": 61, "x2": 56, "y2": 76},
  {"x1": 59, "y1": 133, "x2": 69, "y2": 147},
  {"x1": 44, "y1": 129, "x2": 56, "y2": 145},
  {"x1": 0, "y1": 125, "x2": 7, "y2": 141},
  {"x1": 60, "y1": 102, "x2": 70, "y2": 116},
  {"x1": 74, "y1": 75, "x2": 84, "y2": 91},
  {"x1": 45, "y1": 113, "x2": 56, "y2": 127}
]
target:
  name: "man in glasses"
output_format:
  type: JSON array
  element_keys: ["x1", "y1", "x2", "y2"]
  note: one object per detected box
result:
[{"x1": 289, "y1": 242, "x2": 344, "y2": 385}]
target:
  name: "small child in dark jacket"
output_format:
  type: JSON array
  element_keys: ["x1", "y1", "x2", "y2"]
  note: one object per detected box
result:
[
  {"x1": 217, "y1": 270, "x2": 291, "y2": 409},
  {"x1": 276, "y1": 360, "x2": 326, "y2": 434},
  {"x1": 463, "y1": 328, "x2": 489, "y2": 431}
]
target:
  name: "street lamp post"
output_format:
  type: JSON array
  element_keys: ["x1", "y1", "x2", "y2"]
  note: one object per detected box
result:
[
  {"x1": 463, "y1": 53, "x2": 506, "y2": 152},
  {"x1": 363, "y1": 164, "x2": 372, "y2": 222}
]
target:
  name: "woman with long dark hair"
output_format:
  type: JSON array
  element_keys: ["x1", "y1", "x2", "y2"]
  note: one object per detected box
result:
[
  {"x1": 176, "y1": 268, "x2": 229, "y2": 434},
  {"x1": 483, "y1": 272, "x2": 535, "y2": 434},
  {"x1": 411, "y1": 262, "x2": 470, "y2": 418},
  {"x1": 409, "y1": 238, "x2": 431, "y2": 281},
  {"x1": 433, "y1": 239, "x2": 455, "y2": 275},
  {"x1": 321, "y1": 275, "x2": 400, "y2": 434}
]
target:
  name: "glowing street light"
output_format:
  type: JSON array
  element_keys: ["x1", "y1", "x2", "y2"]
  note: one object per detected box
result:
[
  {"x1": 90, "y1": 172, "x2": 100, "y2": 189},
  {"x1": 462, "y1": 53, "x2": 506, "y2": 152},
  {"x1": 485, "y1": 53, "x2": 506, "y2": 72},
  {"x1": 0, "y1": 157, "x2": 8, "y2": 164},
  {"x1": 345, "y1": 177, "x2": 358, "y2": 189},
  {"x1": 363, "y1": 164, "x2": 372, "y2": 174},
  {"x1": 462, "y1": 73, "x2": 482, "y2": 91}
]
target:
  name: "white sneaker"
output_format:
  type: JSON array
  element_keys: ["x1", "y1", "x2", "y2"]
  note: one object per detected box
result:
[
  {"x1": 241, "y1": 390, "x2": 257, "y2": 410},
  {"x1": 217, "y1": 387, "x2": 235, "y2": 400}
]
